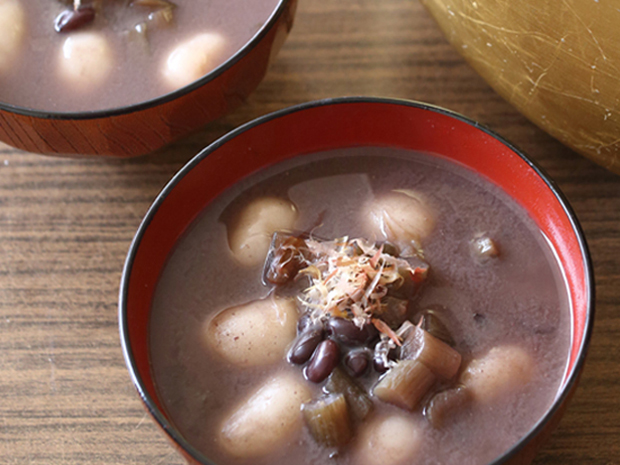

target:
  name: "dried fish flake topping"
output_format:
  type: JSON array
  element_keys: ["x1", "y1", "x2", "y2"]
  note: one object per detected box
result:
[{"x1": 295, "y1": 237, "x2": 428, "y2": 330}]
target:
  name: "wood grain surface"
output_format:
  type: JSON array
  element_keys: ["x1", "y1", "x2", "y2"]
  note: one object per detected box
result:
[{"x1": 0, "y1": 1, "x2": 618, "y2": 464}]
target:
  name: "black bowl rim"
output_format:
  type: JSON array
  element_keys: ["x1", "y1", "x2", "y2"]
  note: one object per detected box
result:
[
  {"x1": 118, "y1": 96, "x2": 595, "y2": 465},
  {"x1": 0, "y1": 0, "x2": 290, "y2": 120}
]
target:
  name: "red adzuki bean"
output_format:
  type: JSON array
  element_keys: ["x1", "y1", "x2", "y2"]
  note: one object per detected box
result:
[
  {"x1": 304, "y1": 339, "x2": 340, "y2": 383},
  {"x1": 326, "y1": 318, "x2": 378, "y2": 346},
  {"x1": 344, "y1": 349, "x2": 370, "y2": 377},
  {"x1": 288, "y1": 326, "x2": 324, "y2": 365},
  {"x1": 54, "y1": 7, "x2": 96, "y2": 33}
]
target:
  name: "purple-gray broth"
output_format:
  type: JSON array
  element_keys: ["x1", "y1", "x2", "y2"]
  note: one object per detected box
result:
[{"x1": 149, "y1": 147, "x2": 571, "y2": 465}]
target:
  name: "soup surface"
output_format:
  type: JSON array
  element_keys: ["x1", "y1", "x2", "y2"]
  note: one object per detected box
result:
[
  {"x1": 0, "y1": 0, "x2": 279, "y2": 112},
  {"x1": 149, "y1": 147, "x2": 571, "y2": 465}
]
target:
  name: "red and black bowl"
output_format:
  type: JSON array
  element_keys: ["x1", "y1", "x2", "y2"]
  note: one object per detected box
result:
[
  {"x1": 119, "y1": 97, "x2": 594, "y2": 465},
  {"x1": 0, "y1": 0, "x2": 296, "y2": 158}
]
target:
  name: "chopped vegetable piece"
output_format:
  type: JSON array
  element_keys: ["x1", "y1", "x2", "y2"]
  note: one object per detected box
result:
[
  {"x1": 377, "y1": 296, "x2": 409, "y2": 328},
  {"x1": 420, "y1": 309, "x2": 455, "y2": 346},
  {"x1": 379, "y1": 241, "x2": 400, "y2": 257},
  {"x1": 147, "y1": 8, "x2": 175, "y2": 28},
  {"x1": 302, "y1": 393, "x2": 352, "y2": 447},
  {"x1": 424, "y1": 386, "x2": 471, "y2": 428},
  {"x1": 373, "y1": 360, "x2": 436, "y2": 411},
  {"x1": 394, "y1": 320, "x2": 416, "y2": 339},
  {"x1": 400, "y1": 326, "x2": 461, "y2": 380},
  {"x1": 325, "y1": 368, "x2": 374, "y2": 421},
  {"x1": 263, "y1": 233, "x2": 309, "y2": 284},
  {"x1": 126, "y1": 21, "x2": 150, "y2": 52},
  {"x1": 388, "y1": 259, "x2": 429, "y2": 300},
  {"x1": 470, "y1": 234, "x2": 500, "y2": 262}
]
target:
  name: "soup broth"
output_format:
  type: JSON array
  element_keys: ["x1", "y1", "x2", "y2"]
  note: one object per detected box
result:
[
  {"x1": 0, "y1": 0, "x2": 280, "y2": 112},
  {"x1": 149, "y1": 147, "x2": 571, "y2": 465}
]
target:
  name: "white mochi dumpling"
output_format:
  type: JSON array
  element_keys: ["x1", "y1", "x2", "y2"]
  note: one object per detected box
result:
[
  {"x1": 367, "y1": 190, "x2": 435, "y2": 246},
  {"x1": 355, "y1": 414, "x2": 424, "y2": 465},
  {"x1": 58, "y1": 32, "x2": 113, "y2": 90},
  {"x1": 219, "y1": 373, "x2": 311, "y2": 458},
  {"x1": 163, "y1": 32, "x2": 226, "y2": 89},
  {"x1": 228, "y1": 197, "x2": 298, "y2": 267},
  {"x1": 205, "y1": 296, "x2": 297, "y2": 367},
  {"x1": 0, "y1": 0, "x2": 25, "y2": 72},
  {"x1": 460, "y1": 345, "x2": 535, "y2": 404}
]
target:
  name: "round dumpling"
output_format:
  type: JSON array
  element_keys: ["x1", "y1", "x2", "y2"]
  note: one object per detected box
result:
[
  {"x1": 355, "y1": 414, "x2": 424, "y2": 465},
  {"x1": 367, "y1": 190, "x2": 435, "y2": 247},
  {"x1": 460, "y1": 345, "x2": 535, "y2": 403},
  {"x1": 227, "y1": 197, "x2": 298, "y2": 267},
  {"x1": 219, "y1": 373, "x2": 311, "y2": 458},
  {"x1": 204, "y1": 296, "x2": 297, "y2": 367},
  {"x1": 0, "y1": 0, "x2": 25, "y2": 72},
  {"x1": 58, "y1": 32, "x2": 113, "y2": 90},
  {"x1": 163, "y1": 32, "x2": 226, "y2": 89}
]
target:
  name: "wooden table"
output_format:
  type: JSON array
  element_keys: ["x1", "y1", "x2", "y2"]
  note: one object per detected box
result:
[{"x1": 0, "y1": 1, "x2": 618, "y2": 464}]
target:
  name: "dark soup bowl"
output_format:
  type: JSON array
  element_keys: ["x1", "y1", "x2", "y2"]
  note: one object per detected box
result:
[
  {"x1": 119, "y1": 97, "x2": 593, "y2": 465},
  {"x1": 0, "y1": 0, "x2": 296, "y2": 158}
]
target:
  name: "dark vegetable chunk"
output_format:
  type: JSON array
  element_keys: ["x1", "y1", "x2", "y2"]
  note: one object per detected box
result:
[
  {"x1": 470, "y1": 234, "x2": 500, "y2": 262},
  {"x1": 373, "y1": 360, "x2": 436, "y2": 411},
  {"x1": 263, "y1": 233, "x2": 309, "y2": 284},
  {"x1": 400, "y1": 326, "x2": 461, "y2": 380},
  {"x1": 377, "y1": 296, "x2": 409, "y2": 328},
  {"x1": 325, "y1": 368, "x2": 374, "y2": 421},
  {"x1": 420, "y1": 309, "x2": 455, "y2": 346},
  {"x1": 302, "y1": 393, "x2": 352, "y2": 447},
  {"x1": 425, "y1": 386, "x2": 471, "y2": 428},
  {"x1": 378, "y1": 241, "x2": 400, "y2": 257}
]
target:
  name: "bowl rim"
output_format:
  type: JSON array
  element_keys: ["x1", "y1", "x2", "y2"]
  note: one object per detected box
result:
[
  {"x1": 0, "y1": 0, "x2": 291, "y2": 120},
  {"x1": 118, "y1": 96, "x2": 595, "y2": 465}
]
